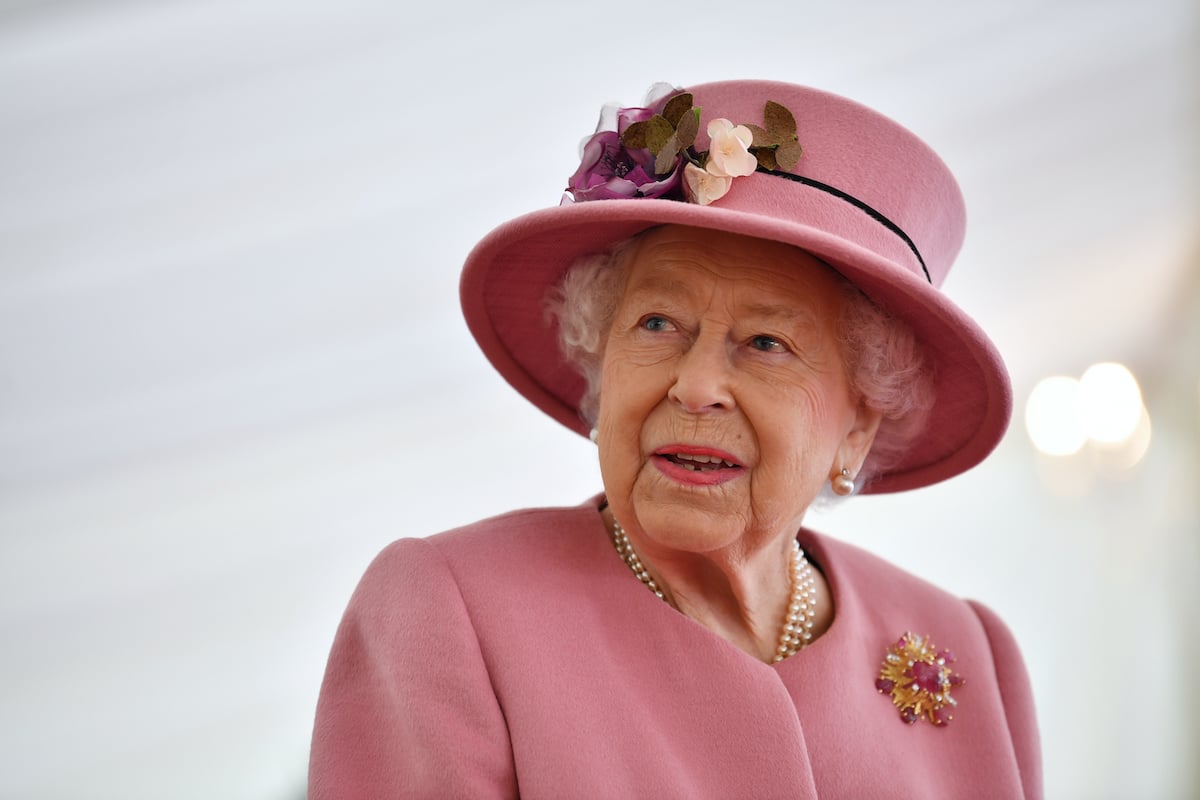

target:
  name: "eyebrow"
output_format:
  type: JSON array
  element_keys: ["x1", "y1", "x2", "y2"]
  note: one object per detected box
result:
[
  {"x1": 625, "y1": 280, "x2": 823, "y2": 328},
  {"x1": 622, "y1": 276, "x2": 700, "y2": 307}
]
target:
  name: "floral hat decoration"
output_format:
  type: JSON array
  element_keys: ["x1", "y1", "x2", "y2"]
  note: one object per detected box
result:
[
  {"x1": 459, "y1": 80, "x2": 1012, "y2": 494},
  {"x1": 566, "y1": 84, "x2": 804, "y2": 208}
]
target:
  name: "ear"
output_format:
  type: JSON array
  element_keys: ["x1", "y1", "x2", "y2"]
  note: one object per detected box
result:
[{"x1": 831, "y1": 401, "x2": 884, "y2": 479}]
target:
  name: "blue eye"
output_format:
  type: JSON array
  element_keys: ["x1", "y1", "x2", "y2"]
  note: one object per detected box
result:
[
  {"x1": 642, "y1": 315, "x2": 671, "y2": 332},
  {"x1": 750, "y1": 335, "x2": 784, "y2": 352}
]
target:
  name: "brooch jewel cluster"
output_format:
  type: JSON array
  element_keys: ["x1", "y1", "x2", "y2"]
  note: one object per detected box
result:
[
  {"x1": 875, "y1": 632, "x2": 964, "y2": 727},
  {"x1": 565, "y1": 86, "x2": 802, "y2": 207}
]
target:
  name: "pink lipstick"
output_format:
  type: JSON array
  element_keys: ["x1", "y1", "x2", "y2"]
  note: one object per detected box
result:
[{"x1": 652, "y1": 445, "x2": 744, "y2": 486}]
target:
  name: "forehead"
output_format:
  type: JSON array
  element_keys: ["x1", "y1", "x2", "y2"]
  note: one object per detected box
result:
[{"x1": 622, "y1": 226, "x2": 845, "y2": 312}]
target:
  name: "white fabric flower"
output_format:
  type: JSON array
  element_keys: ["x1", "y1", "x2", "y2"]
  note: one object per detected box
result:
[
  {"x1": 682, "y1": 162, "x2": 734, "y2": 206},
  {"x1": 704, "y1": 118, "x2": 757, "y2": 178}
]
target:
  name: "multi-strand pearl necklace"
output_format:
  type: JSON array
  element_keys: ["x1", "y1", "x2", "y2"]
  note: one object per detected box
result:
[{"x1": 610, "y1": 519, "x2": 818, "y2": 662}]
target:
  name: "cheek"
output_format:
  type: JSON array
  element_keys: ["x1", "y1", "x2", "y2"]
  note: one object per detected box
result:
[
  {"x1": 596, "y1": 336, "x2": 674, "y2": 434},
  {"x1": 595, "y1": 357, "x2": 653, "y2": 486},
  {"x1": 753, "y1": 385, "x2": 851, "y2": 483}
]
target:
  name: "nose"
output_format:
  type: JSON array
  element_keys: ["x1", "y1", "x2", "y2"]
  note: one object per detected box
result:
[{"x1": 667, "y1": 332, "x2": 735, "y2": 414}]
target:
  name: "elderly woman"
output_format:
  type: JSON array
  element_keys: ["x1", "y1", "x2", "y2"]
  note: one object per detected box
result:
[{"x1": 309, "y1": 80, "x2": 1041, "y2": 798}]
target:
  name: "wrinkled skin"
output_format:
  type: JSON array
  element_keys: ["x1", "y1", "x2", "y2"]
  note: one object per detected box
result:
[{"x1": 595, "y1": 225, "x2": 882, "y2": 660}]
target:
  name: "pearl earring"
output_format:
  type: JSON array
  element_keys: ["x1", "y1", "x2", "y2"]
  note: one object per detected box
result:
[
  {"x1": 832, "y1": 468, "x2": 855, "y2": 496},
  {"x1": 589, "y1": 427, "x2": 600, "y2": 444}
]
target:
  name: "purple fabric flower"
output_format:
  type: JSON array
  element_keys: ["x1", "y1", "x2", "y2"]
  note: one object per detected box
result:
[{"x1": 565, "y1": 106, "x2": 683, "y2": 203}]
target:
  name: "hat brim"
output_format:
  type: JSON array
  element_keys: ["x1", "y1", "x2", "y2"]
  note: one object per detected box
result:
[{"x1": 460, "y1": 189, "x2": 1012, "y2": 495}]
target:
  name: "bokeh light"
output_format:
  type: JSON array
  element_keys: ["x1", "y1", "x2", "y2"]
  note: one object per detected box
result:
[
  {"x1": 1026, "y1": 362, "x2": 1151, "y2": 468},
  {"x1": 1093, "y1": 405, "x2": 1153, "y2": 472},
  {"x1": 1078, "y1": 362, "x2": 1144, "y2": 444},
  {"x1": 1025, "y1": 376, "x2": 1087, "y2": 456}
]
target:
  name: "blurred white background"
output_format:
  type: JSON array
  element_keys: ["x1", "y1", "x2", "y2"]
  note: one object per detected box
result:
[{"x1": 1, "y1": 1, "x2": 1197, "y2": 798}]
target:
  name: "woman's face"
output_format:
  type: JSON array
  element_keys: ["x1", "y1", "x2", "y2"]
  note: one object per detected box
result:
[{"x1": 596, "y1": 225, "x2": 879, "y2": 555}]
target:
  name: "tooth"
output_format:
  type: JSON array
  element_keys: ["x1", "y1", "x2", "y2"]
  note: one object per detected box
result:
[{"x1": 670, "y1": 452, "x2": 737, "y2": 466}]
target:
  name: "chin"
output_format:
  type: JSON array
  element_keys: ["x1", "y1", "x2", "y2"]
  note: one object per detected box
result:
[{"x1": 630, "y1": 498, "x2": 752, "y2": 552}]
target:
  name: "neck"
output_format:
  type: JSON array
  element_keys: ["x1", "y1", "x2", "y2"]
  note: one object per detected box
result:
[
  {"x1": 605, "y1": 507, "x2": 817, "y2": 663},
  {"x1": 667, "y1": 546, "x2": 793, "y2": 661}
]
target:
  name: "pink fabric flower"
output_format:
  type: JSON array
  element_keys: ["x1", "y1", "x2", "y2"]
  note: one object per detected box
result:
[
  {"x1": 704, "y1": 119, "x2": 757, "y2": 178},
  {"x1": 682, "y1": 162, "x2": 733, "y2": 206},
  {"x1": 565, "y1": 105, "x2": 683, "y2": 202},
  {"x1": 566, "y1": 130, "x2": 682, "y2": 202}
]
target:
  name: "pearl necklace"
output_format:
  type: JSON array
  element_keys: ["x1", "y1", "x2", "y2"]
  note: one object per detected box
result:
[{"x1": 610, "y1": 519, "x2": 818, "y2": 662}]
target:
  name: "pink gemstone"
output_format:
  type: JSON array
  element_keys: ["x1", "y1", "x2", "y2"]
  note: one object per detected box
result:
[
  {"x1": 896, "y1": 635, "x2": 908, "y2": 648},
  {"x1": 933, "y1": 707, "x2": 953, "y2": 726},
  {"x1": 949, "y1": 673, "x2": 965, "y2": 687},
  {"x1": 900, "y1": 707, "x2": 918, "y2": 724},
  {"x1": 875, "y1": 678, "x2": 895, "y2": 693},
  {"x1": 909, "y1": 660, "x2": 944, "y2": 694},
  {"x1": 938, "y1": 649, "x2": 956, "y2": 664}
]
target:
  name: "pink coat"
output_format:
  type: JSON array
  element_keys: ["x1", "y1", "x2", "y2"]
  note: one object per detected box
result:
[{"x1": 310, "y1": 497, "x2": 1041, "y2": 798}]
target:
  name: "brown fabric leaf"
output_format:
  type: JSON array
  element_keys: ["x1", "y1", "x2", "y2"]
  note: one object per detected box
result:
[
  {"x1": 763, "y1": 101, "x2": 797, "y2": 144},
  {"x1": 755, "y1": 148, "x2": 778, "y2": 171},
  {"x1": 644, "y1": 115, "x2": 675, "y2": 154},
  {"x1": 675, "y1": 108, "x2": 699, "y2": 150},
  {"x1": 745, "y1": 123, "x2": 770, "y2": 147},
  {"x1": 775, "y1": 139, "x2": 803, "y2": 171},
  {"x1": 661, "y1": 93, "x2": 694, "y2": 127},
  {"x1": 655, "y1": 133, "x2": 681, "y2": 175},
  {"x1": 621, "y1": 121, "x2": 648, "y2": 149}
]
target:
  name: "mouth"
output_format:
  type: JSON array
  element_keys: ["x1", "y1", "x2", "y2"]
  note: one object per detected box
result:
[
  {"x1": 660, "y1": 453, "x2": 740, "y2": 472},
  {"x1": 653, "y1": 446, "x2": 743, "y2": 474}
]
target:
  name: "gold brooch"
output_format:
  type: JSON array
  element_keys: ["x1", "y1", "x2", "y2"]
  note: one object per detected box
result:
[{"x1": 875, "y1": 632, "x2": 964, "y2": 726}]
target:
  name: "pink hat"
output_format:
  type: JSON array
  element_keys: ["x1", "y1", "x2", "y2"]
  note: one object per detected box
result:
[{"x1": 460, "y1": 80, "x2": 1012, "y2": 494}]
